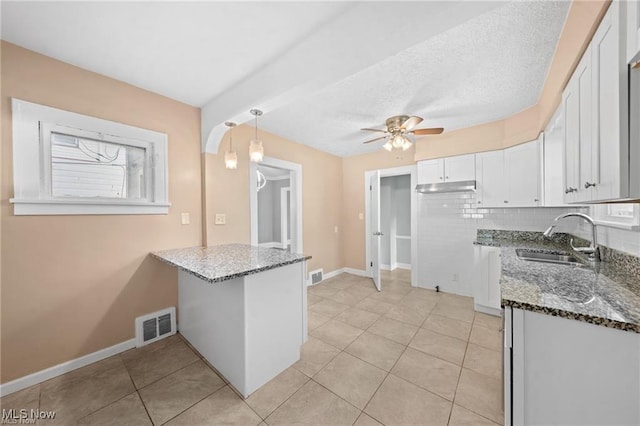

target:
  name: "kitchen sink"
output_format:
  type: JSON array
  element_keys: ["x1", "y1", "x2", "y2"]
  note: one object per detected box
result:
[{"x1": 516, "y1": 249, "x2": 583, "y2": 266}]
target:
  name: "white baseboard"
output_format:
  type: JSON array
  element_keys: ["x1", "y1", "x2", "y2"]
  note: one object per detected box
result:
[
  {"x1": 382, "y1": 263, "x2": 411, "y2": 271},
  {"x1": 380, "y1": 264, "x2": 391, "y2": 271},
  {"x1": 474, "y1": 303, "x2": 502, "y2": 317},
  {"x1": 342, "y1": 267, "x2": 369, "y2": 277},
  {"x1": 323, "y1": 269, "x2": 344, "y2": 280},
  {"x1": 395, "y1": 263, "x2": 411, "y2": 270},
  {"x1": 0, "y1": 338, "x2": 136, "y2": 397}
]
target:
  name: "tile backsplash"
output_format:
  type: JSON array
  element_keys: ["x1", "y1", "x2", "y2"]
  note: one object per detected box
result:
[{"x1": 417, "y1": 191, "x2": 582, "y2": 296}]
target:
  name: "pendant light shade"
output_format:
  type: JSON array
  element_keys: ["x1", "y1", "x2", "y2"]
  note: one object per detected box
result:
[
  {"x1": 224, "y1": 122, "x2": 238, "y2": 169},
  {"x1": 249, "y1": 109, "x2": 264, "y2": 163}
]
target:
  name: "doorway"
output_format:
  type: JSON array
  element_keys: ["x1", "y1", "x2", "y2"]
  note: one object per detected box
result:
[
  {"x1": 365, "y1": 165, "x2": 418, "y2": 290},
  {"x1": 250, "y1": 157, "x2": 303, "y2": 254}
]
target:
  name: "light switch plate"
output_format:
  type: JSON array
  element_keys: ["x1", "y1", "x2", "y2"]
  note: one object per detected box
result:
[
  {"x1": 214, "y1": 213, "x2": 226, "y2": 225},
  {"x1": 358, "y1": 213, "x2": 364, "y2": 220},
  {"x1": 181, "y1": 212, "x2": 190, "y2": 225}
]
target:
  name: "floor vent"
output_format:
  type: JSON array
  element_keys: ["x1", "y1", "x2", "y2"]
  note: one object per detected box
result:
[
  {"x1": 135, "y1": 307, "x2": 176, "y2": 347},
  {"x1": 309, "y1": 269, "x2": 323, "y2": 285}
]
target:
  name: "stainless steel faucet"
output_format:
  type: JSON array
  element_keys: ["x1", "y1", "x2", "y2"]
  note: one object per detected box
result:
[{"x1": 543, "y1": 212, "x2": 600, "y2": 261}]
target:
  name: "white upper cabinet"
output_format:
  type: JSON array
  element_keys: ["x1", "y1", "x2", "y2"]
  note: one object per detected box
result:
[
  {"x1": 543, "y1": 104, "x2": 569, "y2": 206},
  {"x1": 476, "y1": 140, "x2": 541, "y2": 208},
  {"x1": 505, "y1": 139, "x2": 541, "y2": 207},
  {"x1": 563, "y1": 71, "x2": 581, "y2": 203},
  {"x1": 562, "y1": 0, "x2": 632, "y2": 203},
  {"x1": 417, "y1": 153, "x2": 475, "y2": 184},
  {"x1": 592, "y1": 2, "x2": 629, "y2": 201},
  {"x1": 443, "y1": 154, "x2": 476, "y2": 181},
  {"x1": 475, "y1": 150, "x2": 506, "y2": 208},
  {"x1": 417, "y1": 158, "x2": 444, "y2": 184},
  {"x1": 627, "y1": 0, "x2": 640, "y2": 62}
]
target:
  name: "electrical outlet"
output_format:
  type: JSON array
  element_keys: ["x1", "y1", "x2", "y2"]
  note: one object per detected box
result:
[
  {"x1": 334, "y1": 226, "x2": 339, "y2": 233},
  {"x1": 358, "y1": 212, "x2": 364, "y2": 220},
  {"x1": 180, "y1": 212, "x2": 190, "y2": 225},
  {"x1": 214, "y1": 214, "x2": 226, "y2": 225}
]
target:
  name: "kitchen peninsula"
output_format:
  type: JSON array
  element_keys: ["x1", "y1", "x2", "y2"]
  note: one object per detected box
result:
[{"x1": 152, "y1": 244, "x2": 310, "y2": 398}]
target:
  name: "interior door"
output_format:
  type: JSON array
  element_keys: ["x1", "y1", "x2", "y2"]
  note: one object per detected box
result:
[{"x1": 370, "y1": 170, "x2": 382, "y2": 291}]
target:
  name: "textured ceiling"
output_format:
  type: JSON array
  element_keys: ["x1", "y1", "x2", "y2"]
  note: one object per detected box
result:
[
  {"x1": 1, "y1": 1, "x2": 570, "y2": 158},
  {"x1": 260, "y1": 1, "x2": 570, "y2": 157},
  {"x1": 0, "y1": 1, "x2": 348, "y2": 106}
]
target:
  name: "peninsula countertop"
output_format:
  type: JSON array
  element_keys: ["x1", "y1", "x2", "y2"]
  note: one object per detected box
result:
[
  {"x1": 474, "y1": 232, "x2": 640, "y2": 333},
  {"x1": 151, "y1": 244, "x2": 311, "y2": 283}
]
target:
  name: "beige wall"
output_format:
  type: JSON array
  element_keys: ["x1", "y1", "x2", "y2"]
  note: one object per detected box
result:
[
  {"x1": 205, "y1": 125, "x2": 343, "y2": 274},
  {"x1": 414, "y1": 0, "x2": 610, "y2": 161},
  {"x1": 342, "y1": 148, "x2": 416, "y2": 270},
  {"x1": 0, "y1": 42, "x2": 202, "y2": 383}
]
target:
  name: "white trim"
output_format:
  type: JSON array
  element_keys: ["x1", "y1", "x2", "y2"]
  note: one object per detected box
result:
[
  {"x1": 250, "y1": 157, "x2": 303, "y2": 254},
  {"x1": 365, "y1": 165, "x2": 418, "y2": 287},
  {"x1": 265, "y1": 175, "x2": 290, "y2": 181},
  {"x1": 382, "y1": 263, "x2": 412, "y2": 271},
  {"x1": 11, "y1": 98, "x2": 169, "y2": 216},
  {"x1": 381, "y1": 264, "x2": 392, "y2": 271},
  {"x1": 281, "y1": 187, "x2": 291, "y2": 249},
  {"x1": 0, "y1": 338, "x2": 136, "y2": 397},
  {"x1": 11, "y1": 199, "x2": 170, "y2": 215},
  {"x1": 474, "y1": 303, "x2": 502, "y2": 317},
  {"x1": 395, "y1": 262, "x2": 411, "y2": 270},
  {"x1": 323, "y1": 269, "x2": 345, "y2": 280},
  {"x1": 342, "y1": 267, "x2": 369, "y2": 277},
  {"x1": 396, "y1": 235, "x2": 411, "y2": 240},
  {"x1": 258, "y1": 242, "x2": 281, "y2": 248}
]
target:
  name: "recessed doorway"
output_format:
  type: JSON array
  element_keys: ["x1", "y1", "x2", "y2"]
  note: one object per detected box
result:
[{"x1": 249, "y1": 157, "x2": 303, "y2": 254}]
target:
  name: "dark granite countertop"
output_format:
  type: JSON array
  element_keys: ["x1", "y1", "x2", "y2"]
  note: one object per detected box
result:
[
  {"x1": 151, "y1": 244, "x2": 311, "y2": 283},
  {"x1": 474, "y1": 231, "x2": 640, "y2": 333}
]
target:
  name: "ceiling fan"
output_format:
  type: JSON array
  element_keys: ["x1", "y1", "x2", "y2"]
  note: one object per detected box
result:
[{"x1": 361, "y1": 115, "x2": 444, "y2": 151}]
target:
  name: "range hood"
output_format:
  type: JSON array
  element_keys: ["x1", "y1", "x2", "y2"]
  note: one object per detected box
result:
[{"x1": 415, "y1": 180, "x2": 476, "y2": 194}]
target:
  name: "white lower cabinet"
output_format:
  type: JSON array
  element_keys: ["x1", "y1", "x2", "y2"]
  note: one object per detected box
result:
[
  {"x1": 504, "y1": 307, "x2": 640, "y2": 426},
  {"x1": 472, "y1": 245, "x2": 502, "y2": 315}
]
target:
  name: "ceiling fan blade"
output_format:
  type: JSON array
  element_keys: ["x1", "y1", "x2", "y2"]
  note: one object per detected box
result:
[
  {"x1": 361, "y1": 128, "x2": 388, "y2": 133},
  {"x1": 411, "y1": 127, "x2": 444, "y2": 135},
  {"x1": 362, "y1": 135, "x2": 389, "y2": 144},
  {"x1": 400, "y1": 116, "x2": 423, "y2": 131}
]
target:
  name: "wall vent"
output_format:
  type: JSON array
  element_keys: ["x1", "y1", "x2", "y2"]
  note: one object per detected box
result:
[
  {"x1": 135, "y1": 307, "x2": 176, "y2": 347},
  {"x1": 309, "y1": 269, "x2": 323, "y2": 285}
]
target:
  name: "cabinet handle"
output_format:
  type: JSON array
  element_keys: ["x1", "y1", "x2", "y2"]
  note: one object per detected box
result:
[
  {"x1": 534, "y1": 198, "x2": 539, "y2": 202},
  {"x1": 504, "y1": 200, "x2": 509, "y2": 204},
  {"x1": 445, "y1": 176, "x2": 449, "y2": 179},
  {"x1": 439, "y1": 177, "x2": 443, "y2": 180},
  {"x1": 565, "y1": 187, "x2": 577, "y2": 194},
  {"x1": 478, "y1": 201, "x2": 482, "y2": 204},
  {"x1": 585, "y1": 182, "x2": 596, "y2": 189}
]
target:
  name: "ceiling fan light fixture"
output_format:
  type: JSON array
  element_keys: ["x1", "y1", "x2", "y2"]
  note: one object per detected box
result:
[
  {"x1": 224, "y1": 121, "x2": 238, "y2": 169},
  {"x1": 391, "y1": 133, "x2": 406, "y2": 149},
  {"x1": 401, "y1": 139, "x2": 413, "y2": 151},
  {"x1": 249, "y1": 109, "x2": 264, "y2": 163},
  {"x1": 383, "y1": 140, "x2": 393, "y2": 151}
]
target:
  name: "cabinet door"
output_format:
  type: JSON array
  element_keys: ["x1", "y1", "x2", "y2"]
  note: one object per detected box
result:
[
  {"x1": 475, "y1": 150, "x2": 506, "y2": 208},
  {"x1": 505, "y1": 140, "x2": 541, "y2": 207},
  {"x1": 443, "y1": 154, "x2": 475, "y2": 181},
  {"x1": 627, "y1": 0, "x2": 640, "y2": 62},
  {"x1": 563, "y1": 74, "x2": 580, "y2": 203},
  {"x1": 417, "y1": 159, "x2": 444, "y2": 184},
  {"x1": 575, "y1": 47, "x2": 594, "y2": 203},
  {"x1": 543, "y1": 105, "x2": 568, "y2": 206},
  {"x1": 472, "y1": 245, "x2": 501, "y2": 313},
  {"x1": 592, "y1": 1, "x2": 629, "y2": 201}
]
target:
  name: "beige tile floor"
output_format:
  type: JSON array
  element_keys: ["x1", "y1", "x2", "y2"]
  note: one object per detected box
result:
[{"x1": 1, "y1": 270, "x2": 504, "y2": 425}]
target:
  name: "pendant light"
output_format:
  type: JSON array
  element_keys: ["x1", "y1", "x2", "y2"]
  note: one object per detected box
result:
[
  {"x1": 224, "y1": 122, "x2": 238, "y2": 169},
  {"x1": 249, "y1": 109, "x2": 264, "y2": 163}
]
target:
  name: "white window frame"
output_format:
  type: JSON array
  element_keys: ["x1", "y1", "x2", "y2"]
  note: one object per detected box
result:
[
  {"x1": 592, "y1": 204, "x2": 640, "y2": 231},
  {"x1": 10, "y1": 99, "x2": 170, "y2": 215}
]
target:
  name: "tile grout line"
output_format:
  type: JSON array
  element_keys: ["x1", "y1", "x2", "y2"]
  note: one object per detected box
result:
[{"x1": 157, "y1": 384, "x2": 228, "y2": 426}]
